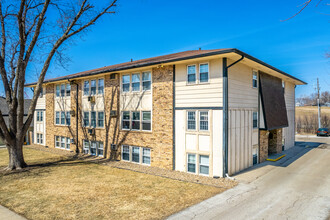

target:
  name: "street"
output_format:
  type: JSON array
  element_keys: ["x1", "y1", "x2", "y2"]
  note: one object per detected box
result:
[{"x1": 169, "y1": 135, "x2": 330, "y2": 220}]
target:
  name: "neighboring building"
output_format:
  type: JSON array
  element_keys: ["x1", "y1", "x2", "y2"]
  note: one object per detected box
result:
[
  {"x1": 0, "y1": 97, "x2": 33, "y2": 144},
  {"x1": 26, "y1": 48, "x2": 306, "y2": 177}
]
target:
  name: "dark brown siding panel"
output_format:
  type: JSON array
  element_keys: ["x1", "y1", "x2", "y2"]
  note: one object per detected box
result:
[{"x1": 259, "y1": 72, "x2": 288, "y2": 130}]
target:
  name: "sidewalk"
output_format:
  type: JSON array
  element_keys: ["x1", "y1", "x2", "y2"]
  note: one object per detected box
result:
[{"x1": 0, "y1": 205, "x2": 26, "y2": 220}]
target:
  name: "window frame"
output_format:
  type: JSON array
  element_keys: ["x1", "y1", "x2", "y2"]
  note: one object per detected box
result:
[
  {"x1": 187, "y1": 111, "x2": 197, "y2": 131},
  {"x1": 83, "y1": 111, "x2": 89, "y2": 127},
  {"x1": 131, "y1": 146, "x2": 140, "y2": 164},
  {"x1": 253, "y1": 112, "x2": 258, "y2": 129},
  {"x1": 121, "y1": 111, "x2": 130, "y2": 130},
  {"x1": 83, "y1": 80, "x2": 90, "y2": 96},
  {"x1": 122, "y1": 145, "x2": 130, "y2": 161},
  {"x1": 90, "y1": 111, "x2": 96, "y2": 128},
  {"x1": 56, "y1": 85, "x2": 60, "y2": 97},
  {"x1": 142, "y1": 71, "x2": 151, "y2": 91},
  {"x1": 97, "y1": 111, "x2": 104, "y2": 128},
  {"x1": 66, "y1": 111, "x2": 71, "y2": 126},
  {"x1": 199, "y1": 155, "x2": 209, "y2": 176},
  {"x1": 142, "y1": 148, "x2": 151, "y2": 165},
  {"x1": 187, "y1": 153, "x2": 196, "y2": 173},
  {"x1": 55, "y1": 111, "x2": 60, "y2": 125},
  {"x1": 142, "y1": 111, "x2": 151, "y2": 131},
  {"x1": 122, "y1": 74, "x2": 130, "y2": 93},
  {"x1": 131, "y1": 111, "x2": 141, "y2": 130},
  {"x1": 55, "y1": 136, "x2": 60, "y2": 148},
  {"x1": 66, "y1": 84, "x2": 71, "y2": 97},
  {"x1": 90, "y1": 80, "x2": 97, "y2": 95},
  {"x1": 131, "y1": 73, "x2": 141, "y2": 92},
  {"x1": 199, "y1": 63, "x2": 209, "y2": 83},
  {"x1": 199, "y1": 111, "x2": 209, "y2": 131},
  {"x1": 98, "y1": 78, "x2": 104, "y2": 95},
  {"x1": 252, "y1": 70, "x2": 258, "y2": 88},
  {"x1": 187, "y1": 64, "x2": 197, "y2": 84}
]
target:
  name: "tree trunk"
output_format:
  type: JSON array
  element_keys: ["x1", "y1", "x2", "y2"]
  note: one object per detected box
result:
[{"x1": 6, "y1": 144, "x2": 27, "y2": 170}]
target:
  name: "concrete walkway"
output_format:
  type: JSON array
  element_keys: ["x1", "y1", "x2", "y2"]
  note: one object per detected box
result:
[
  {"x1": 168, "y1": 142, "x2": 330, "y2": 220},
  {"x1": 0, "y1": 205, "x2": 26, "y2": 220}
]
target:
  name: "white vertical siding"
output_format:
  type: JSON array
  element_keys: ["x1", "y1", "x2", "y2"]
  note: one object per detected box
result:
[
  {"x1": 212, "y1": 110, "x2": 223, "y2": 177},
  {"x1": 283, "y1": 82, "x2": 295, "y2": 149},
  {"x1": 228, "y1": 109, "x2": 253, "y2": 175},
  {"x1": 175, "y1": 110, "x2": 185, "y2": 172}
]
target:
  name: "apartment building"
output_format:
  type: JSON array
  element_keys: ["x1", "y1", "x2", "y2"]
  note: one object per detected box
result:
[{"x1": 27, "y1": 48, "x2": 306, "y2": 177}]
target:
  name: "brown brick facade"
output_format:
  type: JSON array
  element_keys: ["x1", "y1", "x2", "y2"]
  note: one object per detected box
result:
[
  {"x1": 268, "y1": 128, "x2": 282, "y2": 155},
  {"x1": 45, "y1": 65, "x2": 174, "y2": 170},
  {"x1": 259, "y1": 130, "x2": 269, "y2": 163}
]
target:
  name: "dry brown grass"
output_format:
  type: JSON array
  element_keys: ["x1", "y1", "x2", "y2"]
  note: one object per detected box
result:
[
  {"x1": 0, "y1": 148, "x2": 225, "y2": 220},
  {"x1": 296, "y1": 106, "x2": 330, "y2": 117}
]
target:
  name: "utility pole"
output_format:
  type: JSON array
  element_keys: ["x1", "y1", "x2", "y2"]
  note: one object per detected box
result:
[{"x1": 317, "y1": 78, "x2": 321, "y2": 128}]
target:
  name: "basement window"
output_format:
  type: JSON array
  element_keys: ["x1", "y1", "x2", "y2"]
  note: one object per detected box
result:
[
  {"x1": 132, "y1": 146, "x2": 140, "y2": 163},
  {"x1": 187, "y1": 65, "x2": 196, "y2": 84},
  {"x1": 142, "y1": 148, "x2": 151, "y2": 165},
  {"x1": 252, "y1": 70, "x2": 258, "y2": 88},
  {"x1": 122, "y1": 145, "x2": 130, "y2": 161},
  {"x1": 187, "y1": 154, "x2": 196, "y2": 173},
  {"x1": 199, "y1": 155, "x2": 209, "y2": 175}
]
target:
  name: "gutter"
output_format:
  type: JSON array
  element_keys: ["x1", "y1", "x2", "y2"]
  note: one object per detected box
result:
[
  {"x1": 172, "y1": 65, "x2": 176, "y2": 170},
  {"x1": 222, "y1": 55, "x2": 244, "y2": 177}
]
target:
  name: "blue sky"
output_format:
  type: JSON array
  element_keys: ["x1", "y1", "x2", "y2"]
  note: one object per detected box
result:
[{"x1": 25, "y1": 0, "x2": 330, "y2": 98}]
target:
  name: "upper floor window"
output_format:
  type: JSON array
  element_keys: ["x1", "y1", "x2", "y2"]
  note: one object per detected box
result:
[
  {"x1": 199, "y1": 111, "x2": 209, "y2": 131},
  {"x1": 91, "y1": 111, "x2": 96, "y2": 128},
  {"x1": 66, "y1": 84, "x2": 71, "y2": 96},
  {"x1": 142, "y1": 72, "x2": 151, "y2": 91},
  {"x1": 83, "y1": 78, "x2": 104, "y2": 96},
  {"x1": 142, "y1": 111, "x2": 151, "y2": 131},
  {"x1": 55, "y1": 111, "x2": 70, "y2": 126},
  {"x1": 36, "y1": 111, "x2": 43, "y2": 122},
  {"x1": 253, "y1": 112, "x2": 258, "y2": 129},
  {"x1": 132, "y1": 74, "x2": 140, "y2": 92},
  {"x1": 98, "y1": 79, "x2": 104, "y2": 95},
  {"x1": 187, "y1": 110, "x2": 209, "y2": 131},
  {"x1": 84, "y1": 81, "x2": 89, "y2": 96},
  {"x1": 56, "y1": 83, "x2": 70, "y2": 97},
  {"x1": 252, "y1": 71, "x2": 258, "y2": 88},
  {"x1": 122, "y1": 75, "x2": 130, "y2": 92},
  {"x1": 199, "y1": 63, "x2": 209, "y2": 83},
  {"x1": 83, "y1": 111, "x2": 104, "y2": 128},
  {"x1": 98, "y1": 112, "x2": 104, "y2": 128},
  {"x1": 83, "y1": 112, "x2": 89, "y2": 127},
  {"x1": 187, "y1": 65, "x2": 196, "y2": 84},
  {"x1": 132, "y1": 111, "x2": 140, "y2": 130}
]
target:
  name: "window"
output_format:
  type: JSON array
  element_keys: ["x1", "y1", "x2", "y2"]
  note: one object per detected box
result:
[
  {"x1": 66, "y1": 84, "x2": 71, "y2": 96},
  {"x1": 142, "y1": 72, "x2": 151, "y2": 91},
  {"x1": 66, "y1": 137, "x2": 70, "y2": 150},
  {"x1": 187, "y1": 111, "x2": 196, "y2": 130},
  {"x1": 61, "y1": 112, "x2": 65, "y2": 125},
  {"x1": 187, "y1": 154, "x2": 196, "y2": 173},
  {"x1": 91, "y1": 111, "x2": 96, "y2": 128},
  {"x1": 132, "y1": 147, "x2": 140, "y2": 163},
  {"x1": 55, "y1": 136, "x2": 60, "y2": 148},
  {"x1": 122, "y1": 145, "x2": 130, "y2": 161},
  {"x1": 90, "y1": 141, "x2": 97, "y2": 156},
  {"x1": 98, "y1": 79, "x2": 104, "y2": 94},
  {"x1": 199, "y1": 111, "x2": 209, "y2": 131},
  {"x1": 61, "y1": 136, "x2": 65, "y2": 149},
  {"x1": 91, "y1": 80, "x2": 96, "y2": 95},
  {"x1": 132, "y1": 73, "x2": 140, "y2": 92},
  {"x1": 37, "y1": 133, "x2": 43, "y2": 144},
  {"x1": 36, "y1": 134, "x2": 40, "y2": 144},
  {"x1": 83, "y1": 140, "x2": 89, "y2": 154},
  {"x1": 60, "y1": 84, "x2": 65, "y2": 97},
  {"x1": 132, "y1": 111, "x2": 140, "y2": 130},
  {"x1": 142, "y1": 148, "x2": 151, "y2": 165},
  {"x1": 55, "y1": 111, "x2": 60, "y2": 125},
  {"x1": 122, "y1": 111, "x2": 130, "y2": 129},
  {"x1": 199, "y1": 155, "x2": 209, "y2": 175},
  {"x1": 98, "y1": 112, "x2": 104, "y2": 128},
  {"x1": 199, "y1": 63, "x2": 209, "y2": 83},
  {"x1": 83, "y1": 112, "x2": 89, "y2": 127},
  {"x1": 56, "y1": 85, "x2": 60, "y2": 97},
  {"x1": 84, "y1": 81, "x2": 89, "y2": 96},
  {"x1": 187, "y1": 65, "x2": 196, "y2": 84},
  {"x1": 40, "y1": 111, "x2": 43, "y2": 121},
  {"x1": 66, "y1": 112, "x2": 71, "y2": 126},
  {"x1": 40, "y1": 134, "x2": 43, "y2": 144},
  {"x1": 98, "y1": 142, "x2": 104, "y2": 157},
  {"x1": 253, "y1": 112, "x2": 258, "y2": 129},
  {"x1": 142, "y1": 111, "x2": 151, "y2": 131},
  {"x1": 122, "y1": 75, "x2": 130, "y2": 92},
  {"x1": 37, "y1": 111, "x2": 40, "y2": 121},
  {"x1": 252, "y1": 71, "x2": 258, "y2": 88}
]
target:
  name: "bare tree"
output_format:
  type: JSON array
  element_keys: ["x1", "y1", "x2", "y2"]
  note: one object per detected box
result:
[
  {"x1": 0, "y1": 0, "x2": 117, "y2": 170},
  {"x1": 282, "y1": 0, "x2": 329, "y2": 21}
]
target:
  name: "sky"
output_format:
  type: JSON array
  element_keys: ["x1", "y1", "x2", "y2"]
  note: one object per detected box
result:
[{"x1": 24, "y1": 0, "x2": 330, "y2": 98}]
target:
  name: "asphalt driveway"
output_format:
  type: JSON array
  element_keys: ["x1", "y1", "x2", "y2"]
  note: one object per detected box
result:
[{"x1": 169, "y1": 136, "x2": 330, "y2": 220}]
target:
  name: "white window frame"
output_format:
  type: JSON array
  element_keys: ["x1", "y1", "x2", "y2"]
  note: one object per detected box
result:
[
  {"x1": 122, "y1": 74, "x2": 130, "y2": 93},
  {"x1": 121, "y1": 111, "x2": 130, "y2": 130},
  {"x1": 56, "y1": 85, "x2": 60, "y2": 97},
  {"x1": 187, "y1": 64, "x2": 197, "y2": 84},
  {"x1": 90, "y1": 80, "x2": 97, "y2": 96},
  {"x1": 187, "y1": 153, "x2": 196, "y2": 174},
  {"x1": 66, "y1": 137, "x2": 70, "y2": 150},
  {"x1": 55, "y1": 111, "x2": 60, "y2": 125},
  {"x1": 131, "y1": 146, "x2": 140, "y2": 163},
  {"x1": 121, "y1": 145, "x2": 130, "y2": 161},
  {"x1": 199, "y1": 155, "x2": 209, "y2": 176},
  {"x1": 131, "y1": 73, "x2": 141, "y2": 92},
  {"x1": 97, "y1": 111, "x2": 104, "y2": 128},
  {"x1": 252, "y1": 70, "x2": 258, "y2": 88},
  {"x1": 199, "y1": 63, "x2": 209, "y2": 83},
  {"x1": 90, "y1": 111, "x2": 96, "y2": 128},
  {"x1": 55, "y1": 136, "x2": 60, "y2": 148},
  {"x1": 131, "y1": 111, "x2": 140, "y2": 130},
  {"x1": 83, "y1": 80, "x2": 90, "y2": 96},
  {"x1": 187, "y1": 111, "x2": 197, "y2": 131},
  {"x1": 253, "y1": 112, "x2": 258, "y2": 129},
  {"x1": 97, "y1": 142, "x2": 104, "y2": 157},
  {"x1": 142, "y1": 111, "x2": 151, "y2": 131},
  {"x1": 98, "y1": 79, "x2": 104, "y2": 95},
  {"x1": 199, "y1": 111, "x2": 209, "y2": 131},
  {"x1": 142, "y1": 148, "x2": 151, "y2": 165},
  {"x1": 142, "y1": 71, "x2": 151, "y2": 91}
]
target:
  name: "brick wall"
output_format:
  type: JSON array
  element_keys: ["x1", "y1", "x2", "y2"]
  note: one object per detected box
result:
[
  {"x1": 259, "y1": 130, "x2": 269, "y2": 163},
  {"x1": 268, "y1": 128, "x2": 282, "y2": 154},
  {"x1": 45, "y1": 65, "x2": 174, "y2": 170}
]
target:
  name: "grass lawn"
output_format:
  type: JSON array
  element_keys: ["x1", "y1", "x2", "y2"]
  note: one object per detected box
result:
[{"x1": 0, "y1": 148, "x2": 225, "y2": 220}]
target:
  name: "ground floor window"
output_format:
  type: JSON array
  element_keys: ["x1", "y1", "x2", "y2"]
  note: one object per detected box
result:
[
  {"x1": 187, "y1": 153, "x2": 209, "y2": 176},
  {"x1": 121, "y1": 145, "x2": 151, "y2": 165},
  {"x1": 83, "y1": 140, "x2": 104, "y2": 157},
  {"x1": 55, "y1": 135, "x2": 71, "y2": 150},
  {"x1": 36, "y1": 133, "x2": 43, "y2": 144}
]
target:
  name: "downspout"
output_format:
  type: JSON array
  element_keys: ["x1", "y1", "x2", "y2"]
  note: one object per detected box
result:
[
  {"x1": 69, "y1": 80, "x2": 79, "y2": 154},
  {"x1": 222, "y1": 55, "x2": 244, "y2": 177},
  {"x1": 172, "y1": 65, "x2": 176, "y2": 170}
]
